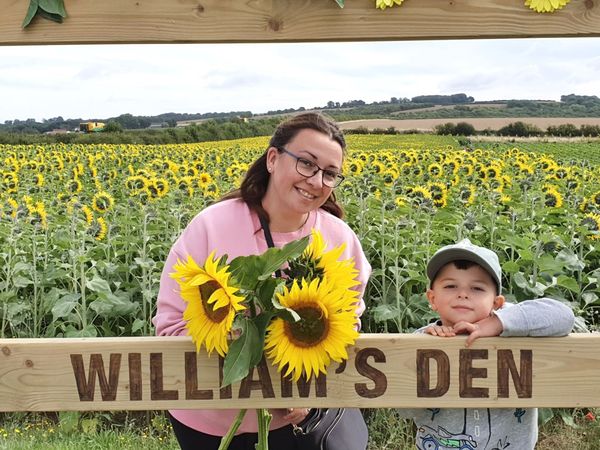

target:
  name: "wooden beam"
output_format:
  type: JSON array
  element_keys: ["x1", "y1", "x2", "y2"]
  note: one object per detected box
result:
[
  {"x1": 1, "y1": 0, "x2": 599, "y2": 46},
  {"x1": 1, "y1": 334, "x2": 599, "y2": 411}
]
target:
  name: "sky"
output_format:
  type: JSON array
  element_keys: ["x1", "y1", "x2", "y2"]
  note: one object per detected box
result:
[{"x1": 1, "y1": 37, "x2": 600, "y2": 123}]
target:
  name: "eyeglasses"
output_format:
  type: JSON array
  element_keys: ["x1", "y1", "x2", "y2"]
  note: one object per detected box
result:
[{"x1": 276, "y1": 147, "x2": 345, "y2": 188}]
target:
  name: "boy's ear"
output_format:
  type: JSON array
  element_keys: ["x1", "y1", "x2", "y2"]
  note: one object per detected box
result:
[
  {"x1": 426, "y1": 289, "x2": 437, "y2": 311},
  {"x1": 493, "y1": 295, "x2": 505, "y2": 310}
]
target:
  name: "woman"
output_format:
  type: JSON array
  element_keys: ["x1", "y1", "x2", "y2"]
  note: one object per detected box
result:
[{"x1": 153, "y1": 112, "x2": 371, "y2": 450}]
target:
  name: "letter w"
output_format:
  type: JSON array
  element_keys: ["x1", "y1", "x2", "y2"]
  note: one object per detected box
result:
[{"x1": 70, "y1": 354, "x2": 122, "y2": 401}]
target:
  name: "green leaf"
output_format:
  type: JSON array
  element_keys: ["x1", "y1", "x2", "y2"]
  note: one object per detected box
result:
[
  {"x1": 502, "y1": 261, "x2": 520, "y2": 275},
  {"x1": 537, "y1": 254, "x2": 565, "y2": 275},
  {"x1": 86, "y1": 275, "x2": 111, "y2": 293},
  {"x1": 557, "y1": 248, "x2": 585, "y2": 271},
  {"x1": 372, "y1": 304, "x2": 401, "y2": 323},
  {"x1": 131, "y1": 318, "x2": 146, "y2": 334},
  {"x1": 222, "y1": 319, "x2": 259, "y2": 387},
  {"x1": 556, "y1": 275, "x2": 580, "y2": 294},
  {"x1": 22, "y1": 0, "x2": 39, "y2": 28},
  {"x1": 39, "y1": 0, "x2": 67, "y2": 16},
  {"x1": 229, "y1": 236, "x2": 309, "y2": 288},
  {"x1": 334, "y1": 0, "x2": 344, "y2": 8},
  {"x1": 250, "y1": 313, "x2": 274, "y2": 368},
  {"x1": 89, "y1": 292, "x2": 138, "y2": 317},
  {"x1": 52, "y1": 299, "x2": 79, "y2": 321},
  {"x1": 538, "y1": 408, "x2": 555, "y2": 426},
  {"x1": 35, "y1": 7, "x2": 64, "y2": 24}
]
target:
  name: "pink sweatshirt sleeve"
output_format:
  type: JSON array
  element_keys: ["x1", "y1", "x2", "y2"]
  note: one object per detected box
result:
[{"x1": 152, "y1": 212, "x2": 209, "y2": 336}]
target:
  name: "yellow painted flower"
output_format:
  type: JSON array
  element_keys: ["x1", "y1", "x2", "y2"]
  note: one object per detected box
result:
[
  {"x1": 265, "y1": 278, "x2": 359, "y2": 381},
  {"x1": 525, "y1": 0, "x2": 570, "y2": 13},
  {"x1": 170, "y1": 253, "x2": 246, "y2": 357},
  {"x1": 375, "y1": 0, "x2": 405, "y2": 10}
]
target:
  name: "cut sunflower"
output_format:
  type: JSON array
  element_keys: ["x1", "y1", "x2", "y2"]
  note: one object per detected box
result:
[
  {"x1": 302, "y1": 229, "x2": 361, "y2": 293},
  {"x1": 170, "y1": 252, "x2": 246, "y2": 357},
  {"x1": 265, "y1": 278, "x2": 359, "y2": 381}
]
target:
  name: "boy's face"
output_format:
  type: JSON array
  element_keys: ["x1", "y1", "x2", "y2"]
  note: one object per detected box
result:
[{"x1": 426, "y1": 263, "x2": 505, "y2": 327}]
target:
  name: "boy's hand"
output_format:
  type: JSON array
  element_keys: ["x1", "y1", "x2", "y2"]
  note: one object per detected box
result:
[
  {"x1": 424, "y1": 324, "x2": 456, "y2": 337},
  {"x1": 453, "y1": 315, "x2": 504, "y2": 347}
]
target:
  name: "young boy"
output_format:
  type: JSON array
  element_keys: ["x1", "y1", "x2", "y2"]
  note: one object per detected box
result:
[{"x1": 398, "y1": 238, "x2": 575, "y2": 450}]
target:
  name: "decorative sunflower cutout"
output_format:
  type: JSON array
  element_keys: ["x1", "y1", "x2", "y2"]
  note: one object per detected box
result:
[{"x1": 525, "y1": 0, "x2": 571, "y2": 13}]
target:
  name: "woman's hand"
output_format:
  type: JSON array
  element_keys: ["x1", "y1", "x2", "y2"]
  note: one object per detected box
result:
[{"x1": 283, "y1": 407, "x2": 311, "y2": 425}]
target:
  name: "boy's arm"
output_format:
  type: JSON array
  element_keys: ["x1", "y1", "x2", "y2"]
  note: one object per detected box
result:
[{"x1": 495, "y1": 298, "x2": 575, "y2": 337}]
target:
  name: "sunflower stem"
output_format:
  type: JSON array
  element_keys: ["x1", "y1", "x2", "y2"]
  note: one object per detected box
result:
[
  {"x1": 217, "y1": 409, "x2": 247, "y2": 450},
  {"x1": 255, "y1": 408, "x2": 272, "y2": 450}
]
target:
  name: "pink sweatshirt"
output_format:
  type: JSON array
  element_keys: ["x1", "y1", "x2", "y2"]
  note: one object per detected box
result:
[{"x1": 152, "y1": 198, "x2": 371, "y2": 436}]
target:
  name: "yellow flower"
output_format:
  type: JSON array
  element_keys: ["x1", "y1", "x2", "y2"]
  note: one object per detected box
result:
[
  {"x1": 375, "y1": 0, "x2": 404, "y2": 9},
  {"x1": 525, "y1": 0, "x2": 570, "y2": 13},
  {"x1": 93, "y1": 217, "x2": 108, "y2": 241},
  {"x1": 264, "y1": 278, "x2": 359, "y2": 381},
  {"x1": 303, "y1": 230, "x2": 361, "y2": 293},
  {"x1": 582, "y1": 213, "x2": 600, "y2": 240},
  {"x1": 92, "y1": 191, "x2": 115, "y2": 214},
  {"x1": 81, "y1": 205, "x2": 94, "y2": 226},
  {"x1": 170, "y1": 253, "x2": 245, "y2": 357},
  {"x1": 544, "y1": 188, "x2": 563, "y2": 208}
]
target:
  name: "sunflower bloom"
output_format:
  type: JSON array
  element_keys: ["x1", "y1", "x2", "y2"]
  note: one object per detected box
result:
[
  {"x1": 303, "y1": 229, "x2": 361, "y2": 293},
  {"x1": 375, "y1": 0, "x2": 405, "y2": 9},
  {"x1": 582, "y1": 213, "x2": 600, "y2": 240},
  {"x1": 525, "y1": 0, "x2": 570, "y2": 13},
  {"x1": 170, "y1": 253, "x2": 246, "y2": 357},
  {"x1": 92, "y1": 191, "x2": 115, "y2": 214},
  {"x1": 265, "y1": 278, "x2": 359, "y2": 381}
]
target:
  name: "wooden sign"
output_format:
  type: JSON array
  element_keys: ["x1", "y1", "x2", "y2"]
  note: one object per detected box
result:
[
  {"x1": 1, "y1": 0, "x2": 599, "y2": 47},
  {"x1": 1, "y1": 334, "x2": 599, "y2": 412}
]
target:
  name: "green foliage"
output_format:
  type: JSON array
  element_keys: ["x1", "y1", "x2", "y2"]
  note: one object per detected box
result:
[
  {"x1": 497, "y1": 121, "x2": 543, "y2": 137},
  {"x1": 22, "y1": 0, "x2": 67, "y2": 28}
]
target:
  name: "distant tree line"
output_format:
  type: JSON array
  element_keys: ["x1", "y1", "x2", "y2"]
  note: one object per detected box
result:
[
  {"x1": 433, "y1": 121, "x2": 600, "y2": 138},
  {"x1": 411, "y1": 93, "x2": 474, "y2": 104},
  {"x1": 0, "y1": 110, "x2": 253, "y2": 134},
  {"x1": 0, "y1": 118, "x2": 280, "y2": 145}
]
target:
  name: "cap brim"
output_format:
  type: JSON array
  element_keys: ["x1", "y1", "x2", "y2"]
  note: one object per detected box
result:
[{"x1": 427, "y1": 248, "x2": 501, "y2": 291}]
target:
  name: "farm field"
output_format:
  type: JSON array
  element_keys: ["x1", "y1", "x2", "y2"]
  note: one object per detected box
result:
[
  {"x1": 1, "y1": 133, "x2": 600, "y2": 447},
  {"x1": 339, "y1": 117, "x2": 600, "y2": 132}
]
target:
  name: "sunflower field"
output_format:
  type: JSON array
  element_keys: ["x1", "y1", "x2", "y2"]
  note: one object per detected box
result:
[{"x1": 1, "y1": 134, "x2": 599, "y2": 343}]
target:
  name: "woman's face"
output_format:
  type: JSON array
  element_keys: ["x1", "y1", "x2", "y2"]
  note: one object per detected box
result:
[{"x1": 264, "y1": 128, "x2": 343, "y2": 218}]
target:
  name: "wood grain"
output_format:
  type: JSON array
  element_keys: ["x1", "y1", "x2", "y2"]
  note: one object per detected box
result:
[
  {"x1": 1, "y1": 0, "x2": 599, "y2": 46},
  {"x1": 1, "y1": 334, "x2": 599, "y2": 411}
]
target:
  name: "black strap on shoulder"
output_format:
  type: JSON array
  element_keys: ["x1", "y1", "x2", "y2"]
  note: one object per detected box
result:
[
  {"x1": 258, "y1": 213, "x2": 282, "y2": 278},
  {"x1": 258, "y1": 213, "x2": 275, "y2": 249}
]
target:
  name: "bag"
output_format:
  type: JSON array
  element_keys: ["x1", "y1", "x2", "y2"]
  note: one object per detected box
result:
[{"x1": 293, "y1": 408, "x2": 368, "y2": 450}]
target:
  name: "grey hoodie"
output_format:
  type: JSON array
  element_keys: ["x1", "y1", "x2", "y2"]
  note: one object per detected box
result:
[{"x1": 398, "y1": 298, "x2": 575, "y2": 450}]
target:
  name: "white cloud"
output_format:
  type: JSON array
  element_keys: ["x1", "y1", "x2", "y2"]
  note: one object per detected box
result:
[{"x1": 1, "y1": 38, "x2": 599, "y2": 122}]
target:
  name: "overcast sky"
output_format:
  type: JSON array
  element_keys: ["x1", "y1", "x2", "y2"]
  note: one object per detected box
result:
[{"x1": 1, "y1": 37, "x2": 599, "y2": 122}]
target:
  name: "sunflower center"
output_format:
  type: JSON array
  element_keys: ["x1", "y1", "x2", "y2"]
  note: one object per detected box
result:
[
  {"x1": 286, "y1": 305, "x2": 328, "y2": 347},
  {"x1": 199, "y1": 281, "x2": 229, "y2": 323}
]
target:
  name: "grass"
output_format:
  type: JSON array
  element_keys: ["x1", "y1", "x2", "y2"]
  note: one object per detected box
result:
[{"x1": 2, "y1": 408, "x2": 600, "y2": 449}]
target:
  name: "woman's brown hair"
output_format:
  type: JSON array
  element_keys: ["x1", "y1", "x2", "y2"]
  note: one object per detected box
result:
[{"x1": 222, "y1": 112, "x2": 346, "y2": 222}]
